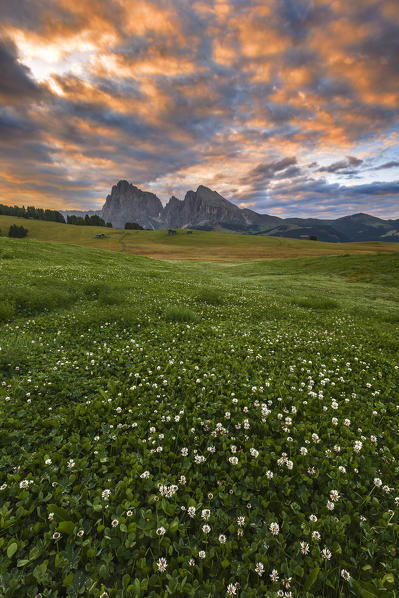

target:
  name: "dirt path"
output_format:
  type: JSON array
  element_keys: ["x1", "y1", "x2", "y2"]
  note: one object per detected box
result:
[{"x1": 118, "y1": 232, "x2": 128, "y2": 252}]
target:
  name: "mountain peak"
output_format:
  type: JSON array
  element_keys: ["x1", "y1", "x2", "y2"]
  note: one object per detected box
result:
[
  {"x1": 102, "y1": 180, "x2": 163, "y2": 229},
  {"x1": 196, "y1": 184, "x2": 213, "y2": 193}
]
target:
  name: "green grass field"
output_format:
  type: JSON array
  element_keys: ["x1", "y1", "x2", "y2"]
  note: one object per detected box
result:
[
  {"x1": 1, "y1": 214, "x2": 399, "y2": 260},
  {"x1": 0, "y1": 236, "x2": 398, "y2": 597}
]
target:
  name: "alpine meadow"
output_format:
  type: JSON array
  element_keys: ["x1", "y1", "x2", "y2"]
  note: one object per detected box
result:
[{"x1": 0, "y1": 233, "x2": 398, "y2": 597}]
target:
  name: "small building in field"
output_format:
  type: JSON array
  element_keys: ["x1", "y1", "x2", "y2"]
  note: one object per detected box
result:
[{"x1": 168, "y1": 229, "x2": 177, "y2": 235}]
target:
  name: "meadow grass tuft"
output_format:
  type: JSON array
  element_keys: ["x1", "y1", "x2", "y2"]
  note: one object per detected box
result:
[
  {"x1": 0, "y1": 299, "x2": 15, "y2": 321},
  {"x1": 291, "y1": 295, "x2": 339, "y2": 310},
  {"x1": 2, "y1": 284, "x2": 75, "y2": 315},
  {"x1": 164, "y1": 304, "x2": 200, "y2": 322},
  {"x1": 97, "y1": 288, "x2": 125, "y2": 305},
  {"x1": 0, "y1": 336, "x2": 32, "y2": 371},
  {"x1": 196, "y1": 286, "x2": 224, "y2": 305},
  {"x1": 70, "y1": 305, "x2": 142, "y2": 331}
]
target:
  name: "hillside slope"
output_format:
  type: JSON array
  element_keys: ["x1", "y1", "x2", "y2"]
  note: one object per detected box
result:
[{"x1": 1, "y1": 214, "x2": 399, "y2": 260}]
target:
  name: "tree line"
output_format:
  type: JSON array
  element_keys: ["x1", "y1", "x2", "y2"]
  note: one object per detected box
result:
[
  {"x1": 66, "y1": 214, "x2": 112, "y2": 227},
  {"x1": 125, "y1": 222, "x2": 144, "y2": 230},
  {"x1": 0, "y1": 203, "x2": 112, "y2": 228},
  {"x1": 0, "y1": 203, "x2": 65, "y2": 222}
]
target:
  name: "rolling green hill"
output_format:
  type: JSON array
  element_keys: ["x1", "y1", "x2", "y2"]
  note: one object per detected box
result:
[{"x1": 1, "y1": 214, "x2": 399, "y2": 261}]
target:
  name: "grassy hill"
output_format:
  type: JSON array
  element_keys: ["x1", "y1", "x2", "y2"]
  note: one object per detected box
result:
[
  {"x1": 1, "y1": 214, "x2": 399, "y2": 260},
  {"x1": 1, "y1": 237, "x2": 398, "y2": 596}
]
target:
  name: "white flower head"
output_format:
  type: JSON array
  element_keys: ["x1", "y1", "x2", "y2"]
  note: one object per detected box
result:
[
  {"x1": 321, "y1": 547, "x2": 332, "y2": 560},
  {"x1": 157, "y1": 557, "x2": 167, "y2": 572},
  {"x1": 219, "y1": 534, "x2": 226, "y2": 543},
  {"x1": 269, "y1": 522, "x2": 279, "y2": 536},
  {"x1": 156, "y1": 527, "x2": 166, "y2": 536},
  {"x1": 270, "y1": 569, "x2": 279, "y2": 582},
  {"x1": 255, "y1": 562, "x2": 264, "y2": 576}
]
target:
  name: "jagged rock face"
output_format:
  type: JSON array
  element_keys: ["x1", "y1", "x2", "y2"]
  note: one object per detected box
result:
[
  {"x1": 101, "y1": 180, "x2": 163, "y2": 229},
  {"x1": 162, "y1": 196, "x2": 182, "y2": 227},
  {"x1": 164, "y1": 185, "x2": 248, "y2": 229}
]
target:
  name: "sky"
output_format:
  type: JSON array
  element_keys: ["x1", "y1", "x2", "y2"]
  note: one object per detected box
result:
[{"x1": 0, "y1": 0, "x2": 398, "y2": 219}]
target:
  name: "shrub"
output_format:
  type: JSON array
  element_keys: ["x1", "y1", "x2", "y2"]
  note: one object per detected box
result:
[
  {"x1": 164, "y1": 305, "x2": 200, "y2": 323},
  {"x1": 196, "y1": 287, "x2": 224, "y2": 305},
  {"x1": 292, "y1": 295, "x2": 339, "y2": 310},
  {"x1": 8, "y1": 224, "x2": 28, "y2": 238},
  {"x1": 125, "y1": 222, "x2": 144, "y2": 230},
  {"x1": 0, "y1": 299, "x2": 15, "y2": 321}
]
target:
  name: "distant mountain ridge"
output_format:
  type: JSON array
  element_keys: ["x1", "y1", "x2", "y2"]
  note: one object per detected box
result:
[{"x1": 70, "y1": 180, "x2": 399, "y2": 242}]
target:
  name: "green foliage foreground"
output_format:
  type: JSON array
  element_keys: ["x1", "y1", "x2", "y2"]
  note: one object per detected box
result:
[{"x1": 0, "y1": 238, "x2": 398, "y2": 598}]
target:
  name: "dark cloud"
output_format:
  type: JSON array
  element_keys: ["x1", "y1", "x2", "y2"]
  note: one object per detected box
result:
[
  {"x1": 240, "y1": 157, "x2": 297, "y2": 186},
  {"x1": 0, "y1": 37, "x2": 42, "y2": 102},
  {"x1": 318, "y1": 156, "x2": 363, "y2": 173},
  {"x1": 372, "y1": 161, "x2": 399, "y2": 170},
  {"x1": 251, "y1": 177, "x2": 399, "y2": 219},
  {"x1": 0, "y1": 108, "x2": 38, "y2": 139}
]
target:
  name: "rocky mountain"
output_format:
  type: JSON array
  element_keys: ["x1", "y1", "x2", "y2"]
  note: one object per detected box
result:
[
  {"x1": 101, "y1": 180, "x2": 163, "y2": 229},
  {"x1": 98, "y1": 180, "x2": 399, "y2": 242},
  {"x1": 164, "y1": 185, "x2": 258, "y2": 229}
]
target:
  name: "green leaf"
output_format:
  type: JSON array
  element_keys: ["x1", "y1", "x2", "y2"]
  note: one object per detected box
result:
[
  {"x1": 293, "y1": 564, "x2": 304, "y2": 577},
  {"x1": 48, "y1": 504, "x2": 72, "y2": 521},
  {"x1": 382, "y1": 573, "x2": 394, "y2": 585},
  {"x1": 33, "y1": 560, "x2": 48, "y2": 583},
  {"x1": 304, "y1": 567, "x2": 320, "y2": 591},
  {"x1": 58, "y1": 520, "x2": 75, "y2": 534},
  {"x1": 352, "y1": 580, "x2": 380, "y2": 598},
  {"x1": 63, "y1": 573, "x2": 74, "y2": 587},
  {"x1": 7, "y1": 543, "x2": 17, "y2": 558},
  {"x1": 122, "y1": 574, "x2": 131, "y2": 589}
]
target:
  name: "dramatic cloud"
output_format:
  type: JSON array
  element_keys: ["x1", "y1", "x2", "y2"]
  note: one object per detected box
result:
[
  {"x1": 240, "y1": 157, "x2": 298, "y2": 186},
  {"x1": 317, "y1": 156, "x2": 363, "y2": 173},
  {"x1": 0, "y1": 37, "x2": 42, "y2": 102},
  {"x1": 372, "y1": 161, "x2": 399, "y2": 170},
  {"x1": 0, "y1": 0, "x2": 398, "y2": 216}
]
